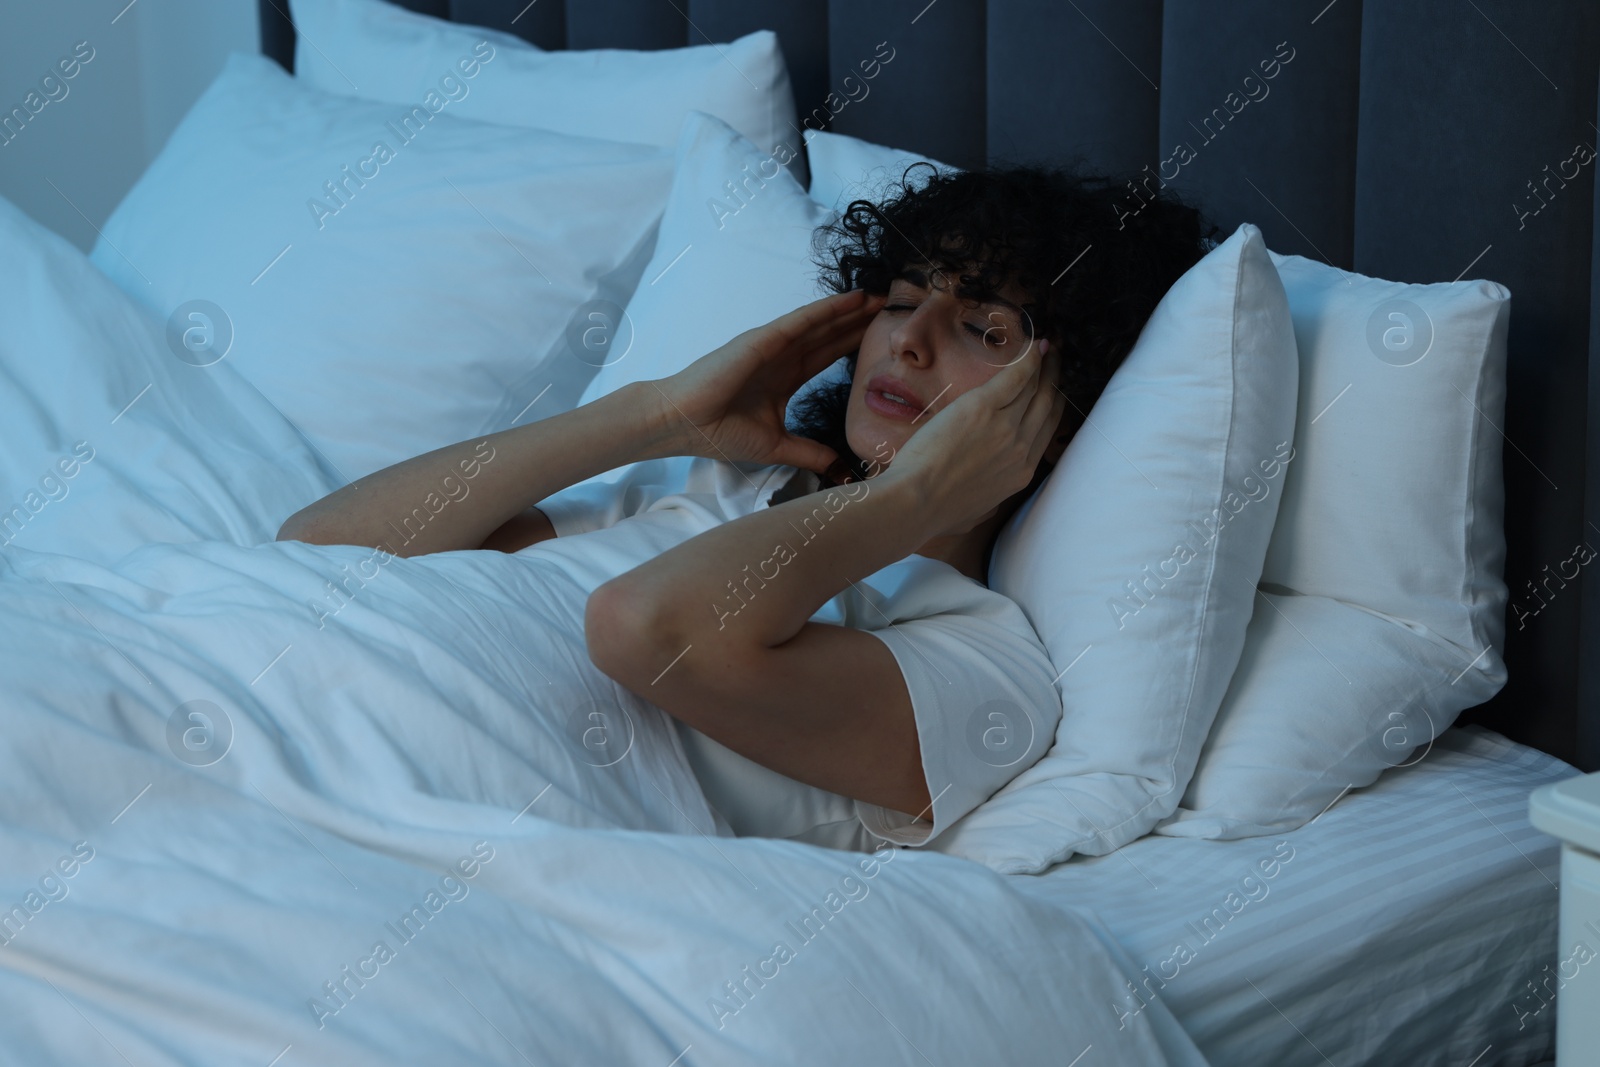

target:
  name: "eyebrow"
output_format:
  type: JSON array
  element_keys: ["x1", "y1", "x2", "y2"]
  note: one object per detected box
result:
[{"x1": 894, "y1": 266, "x2": 1026, "y2": 318}]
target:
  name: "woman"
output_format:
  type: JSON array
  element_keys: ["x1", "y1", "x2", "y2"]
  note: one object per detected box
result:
[{"x1": 278, "y1": 163, "x2": 1214, "y2": 852}]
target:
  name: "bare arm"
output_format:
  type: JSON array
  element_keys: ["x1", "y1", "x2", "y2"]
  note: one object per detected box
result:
[
  {"x1": 586, "y1": 332, "x2": 1061, "y2": 817},
  {"x1": 585, "y1": 470, "x2": 941, "y2": 816},
  {"x1": 276, "y1": 381, "x2": 677, "y2": 557},
  {"x1": 277, "y1": 289, "x2": 880, "y2": 557}
]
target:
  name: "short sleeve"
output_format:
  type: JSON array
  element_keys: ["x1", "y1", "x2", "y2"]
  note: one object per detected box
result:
[
  {"x1": 534, "y1": 457, "x2": 695, "y2": 537},
  {"x1": 848, "y1": 560, "x2": 1064, "y2": 848}
]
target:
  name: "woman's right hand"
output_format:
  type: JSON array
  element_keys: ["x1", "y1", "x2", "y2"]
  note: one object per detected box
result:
[{"x1": 646, "y1": 289, "x2": 885, "y2": 473}]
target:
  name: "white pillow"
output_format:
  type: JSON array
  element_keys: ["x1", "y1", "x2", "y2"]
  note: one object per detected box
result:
[
  {"x1": 91, "y1": 52, "x2": 672, "y2": 483},
  {"x1": 1154, "y1": 254, "x2": 1511, "y2": 838},
  {"x1": 1261, "y1": 254, "x2": 1510, "y2": 663},
  {"x1": 803, "y1": 128, "x2": 955, "y2": 215},
  {"x1": 578, "y1": 110, "x2": 837, "y2": 409},
  {"x1": 289, "y1": 0, "x2": 804, "y2": 185},
  {"x1": 570, "y1": 110, "x2": 847, "y2": 501},
  {"x1": 925, "y1": 224, "x2": 1300, "y2": 875},
  {"x1": 0, "y1": 195, "x2": 334, "y2": 564}
]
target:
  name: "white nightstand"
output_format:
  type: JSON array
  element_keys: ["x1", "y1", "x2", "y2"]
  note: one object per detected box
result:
[{"x1": 1528, "y1": 771, "x2": 1600, "y2": 1064}]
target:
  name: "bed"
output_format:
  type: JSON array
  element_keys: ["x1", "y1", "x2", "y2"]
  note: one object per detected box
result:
[{"x1": 0, "y1": 0, "x2": 1594, "y2": 1063}]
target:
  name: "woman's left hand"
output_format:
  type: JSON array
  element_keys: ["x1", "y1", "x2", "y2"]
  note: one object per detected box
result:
[
  {"x1": 648, "y1": 289, "x2": 886, "y2": 473},
  {"x1": 880, "y1": 337, "x2": 1065, "y2": 537}
]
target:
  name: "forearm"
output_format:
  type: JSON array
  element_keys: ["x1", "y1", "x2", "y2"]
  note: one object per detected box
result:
[
  {"x1": 605, "y1": 471, "x2": 939, "y2": 652},
  {"x1": 279, "y1": 382, "x2": 679, "y2": 556}
]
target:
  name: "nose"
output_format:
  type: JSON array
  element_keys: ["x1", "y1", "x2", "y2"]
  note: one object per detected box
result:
[{"x1": 887, "y1": 302, "x2": 937, "y2": 369}]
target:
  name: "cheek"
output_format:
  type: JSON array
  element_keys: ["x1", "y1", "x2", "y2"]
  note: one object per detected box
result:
[
  {"x1": 949, "y1": 360, "x2": 1002, "y2": 401},
  {"x1": 858, "y1": 315, "x2": 893, "y2": 359},
  {"x1": 845, "y1": 321, "x2": 889, "y2": 407}
]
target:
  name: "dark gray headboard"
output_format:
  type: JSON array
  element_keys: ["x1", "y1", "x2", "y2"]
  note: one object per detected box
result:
[{"x1": 261, "y1": 0, "x2": 1600, "y2": 773}]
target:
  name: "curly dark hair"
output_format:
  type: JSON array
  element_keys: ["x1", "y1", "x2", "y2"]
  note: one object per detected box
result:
[{"x1": 788, "y1": 160, "x2": 1217, "y2": 487}]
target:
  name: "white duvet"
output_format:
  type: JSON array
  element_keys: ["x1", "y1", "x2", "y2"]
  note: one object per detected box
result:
[{"x1": 0, "y1": 198, "x2": 1210, "y2": 1065}]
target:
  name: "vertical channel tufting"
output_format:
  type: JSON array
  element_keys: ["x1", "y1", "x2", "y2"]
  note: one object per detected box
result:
[
  {"x1": 987, "y1": 0, "x2": 1162, "y2": 176},
  {"x1": 449, "y1": 0, "x2": 564, "y2": 48},
  {"x1": 821, "y1": 0, "x2": 986, "y2": 170},
  {"x1": 563, "y1": 0, "x2": 687, "y2": 51},
  {"x1": 1357, "y1": 0, "x2": 1600, "y2": 760},
  {"x1": 693, "y1": 0, "x2": 828, "y2": 155},
  {"x1": 1587, "y1": 68, "x2": 1600, "y2": 771},
  {"x1": 1157, "y1": 0, "x2": 1361, "y2": 266}
]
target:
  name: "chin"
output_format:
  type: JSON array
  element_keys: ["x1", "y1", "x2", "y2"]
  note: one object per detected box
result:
[{"x1": 844, "y1": 389, "x2": 913, "y2": 475}]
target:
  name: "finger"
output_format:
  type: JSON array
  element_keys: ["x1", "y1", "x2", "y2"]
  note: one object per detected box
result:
[
  {"x1": 1020, "y1": 351, "x2": 1063, "y2": 448},
  {"x1": 771, "y1": 432, "x2": 840, "y2": 476},
  {"x1": 982, "y1": 321, "x2": 1039, "y2": 370},
  {"x1": 729, "y1": 294, "x2": 873, "y2": 396},
  {"x1": 1012, "y1": 396, "x2": 1061, "y2": 487},
  {"x1": 1024, "y1": 405, "x2": 1066, "y2": 479},
  {"x1": 768, "y1": 313, "x2": 877, "y2": 398},
  {"x1": 986, "y1": 334, "x2": 1050, "y2": 412},
  {"x1": 738, "y1": 291, "x2": 861, "y2": 354},
  {"x1": 783, "y1": 293, "x2": 885, "y2": 359},
  {"x1": 1005, "y1": 340, "x2": 1060, "y2": 442},
  {"x1": 801, "y1": 307, "x2": 879, "y2": 370},
  {"x1": 782, "y1": 296, "x2": 883, "y2": 384},
  {"x1": 769, "y1": 289, "x2": 879, "y2": 348}
]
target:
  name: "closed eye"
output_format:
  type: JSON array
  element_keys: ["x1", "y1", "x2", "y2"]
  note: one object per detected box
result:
[{"x1": 884, "y1": 303, "x2": 992, "y2": 340}]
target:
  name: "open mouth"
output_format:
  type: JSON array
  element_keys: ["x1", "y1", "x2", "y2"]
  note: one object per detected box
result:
[{"x1": 865, "y1": 388, "x2": 923, "y2": 421}]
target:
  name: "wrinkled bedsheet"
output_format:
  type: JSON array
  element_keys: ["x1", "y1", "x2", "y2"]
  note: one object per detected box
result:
[{"x1": 0, "y1": 196, "x2": 1208, "y2": 1065}]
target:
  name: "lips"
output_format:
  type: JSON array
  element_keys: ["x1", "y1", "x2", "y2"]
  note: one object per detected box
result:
[{"x1": 865, "y1": 375, "x2": 925, "y2": 419}]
